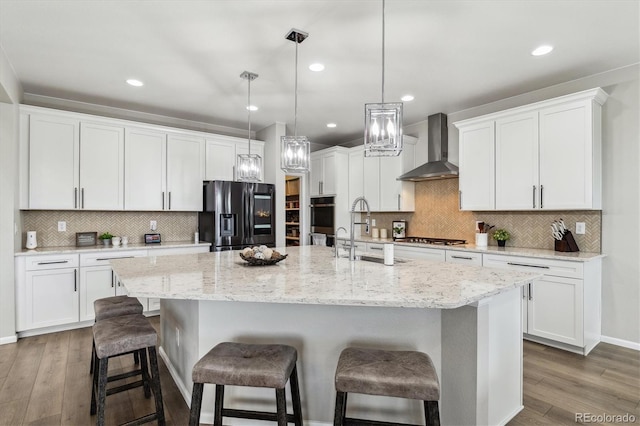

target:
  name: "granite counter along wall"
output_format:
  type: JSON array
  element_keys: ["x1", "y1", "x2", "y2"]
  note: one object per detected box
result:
[
  {"x1": 367, "y1": 179, "x2": 602, "y2": 253},
  {"x1": 21, "y1": 210, "x2": 198, "y2": 248}
]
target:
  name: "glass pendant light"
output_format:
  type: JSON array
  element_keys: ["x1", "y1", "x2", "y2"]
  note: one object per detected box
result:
[
  {"x1": 281, "y1": 29, "x2": 311, "y2": 174},
  {"x1": 364, "y1": 0, "x2": 403, "y2": 157},
  {"x1": 237, "y1": 71, "x2": 262, "y2": 182}
]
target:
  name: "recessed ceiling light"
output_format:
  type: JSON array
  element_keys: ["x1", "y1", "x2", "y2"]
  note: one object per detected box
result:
[
  {"x1": 309, "y1": 63, "x2": 325, "y2": 72},
  {"x1": 246, "y1": 105, "x2": 258, "y2": 111},
  {"x1": 401, "y1": 95, "x2": 414, "y2": 102},
  {"x1": 531, "y1": 45, "x2": 553, "y2": 56},
  {"x1": 326, "y1": 123, "x2": 337, "y2": 128},
  {"x1": 126, "y1": 79, "x2": 144, "y2": 87}
]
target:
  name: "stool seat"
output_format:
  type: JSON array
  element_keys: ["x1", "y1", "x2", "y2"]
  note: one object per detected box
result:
[
  {"x1": 93, "y1": 314, "x2": 157, "y2": 359},
  {"x1": 94, "y1": 295, "x2": 143, "y2": 321},
  {"x1": 335, "y1": 347, "x2": 440, "y2": 402},
  {"x1": 192, "y1": 342, "x2": 297, "y2": 389}
]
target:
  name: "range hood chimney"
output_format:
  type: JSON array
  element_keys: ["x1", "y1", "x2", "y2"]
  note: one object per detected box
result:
[{"x1": 397, "y1": 113, "x2": 459, "y2": 181}]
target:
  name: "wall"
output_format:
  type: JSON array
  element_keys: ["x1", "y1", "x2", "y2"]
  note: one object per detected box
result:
[{"x1": 21, "y1": 211, "x2": 197, "y2": 248}]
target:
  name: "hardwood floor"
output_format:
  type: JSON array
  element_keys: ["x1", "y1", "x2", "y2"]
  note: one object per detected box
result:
[{"x1": 0, "y1": 319, "x2": 638, "y2": 425}]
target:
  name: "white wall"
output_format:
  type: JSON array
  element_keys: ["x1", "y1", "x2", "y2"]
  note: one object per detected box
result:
[
  {"x1": 447, "y1": 65, "x2": 640, "y2": 346},
  {"x1": 0, "y1": 42, "x2": 23, "y2": 343}
]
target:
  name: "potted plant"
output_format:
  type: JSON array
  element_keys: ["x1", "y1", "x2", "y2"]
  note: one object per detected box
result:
[
  {"x1": 99, "y1": 232, "x2": 113, "y2": 246},
  {"x1": 492, "y1": 229, "x2": 510, "y2": 247}
]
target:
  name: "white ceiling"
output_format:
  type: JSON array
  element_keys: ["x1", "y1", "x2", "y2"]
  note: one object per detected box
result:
[{"x1": 1, "y1": 1, "x2": 638, "y2": 149}]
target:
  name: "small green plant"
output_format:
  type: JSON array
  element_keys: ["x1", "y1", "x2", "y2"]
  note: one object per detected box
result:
[
  {"x1": 99, "y1": 232, "x2": 113, "y2": 240},
  {"x1": 492, "y1": 229, "x2": 510, "y2": 241}
]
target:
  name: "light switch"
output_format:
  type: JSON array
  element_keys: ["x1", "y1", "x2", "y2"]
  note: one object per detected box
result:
[
  {"x1": 58, "y1": 221, "x2": 67, "y2": 232},
  {"x1": 576, "y1": 222, "x2": 586, "y2": 235},
  {"x1": 150, "y1": 220, "x2": 157, "y2": 231}
]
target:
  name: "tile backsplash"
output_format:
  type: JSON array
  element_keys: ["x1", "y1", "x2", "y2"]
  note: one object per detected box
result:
[
  {"x1": 21, "y1": 211, "x2": 197, "y2": 248},
  {"x1": 369, "y1": 179, "x2": 601, "y2": 253}
]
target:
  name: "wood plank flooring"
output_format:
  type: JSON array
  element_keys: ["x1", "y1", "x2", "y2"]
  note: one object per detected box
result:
[{"x1": 0, "y1": 318, "x2": 638, "y2": 425}]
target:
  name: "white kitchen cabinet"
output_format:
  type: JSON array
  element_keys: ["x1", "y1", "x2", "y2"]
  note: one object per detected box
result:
[
  {"x1": 455, "y1": 88, "x2": 607, "y2": 211},
  {"x1": 394, "y1": 245, "x2": 445, "y2": 262},
  {"x1": 348, "y1": 146, "x2": 364, "y2": 205},
  {"x1": 205, "y1": 136, "x2": 265, "y2": 182},
  {"x1": 357, "y1": 136, "x2": 417, "y2": 212},
  {"x1": 483, "y1": 253, "x2": 601, "y2": 354},
  {"x1": 310, "y1": 148, "x2": 343, "y2": 196},
  {"x1": 457, "y1": 120, "x2": 495, "y2": 211},
  {"x1": 125, "y1": 128, "x2": 203, "y2": 211}
]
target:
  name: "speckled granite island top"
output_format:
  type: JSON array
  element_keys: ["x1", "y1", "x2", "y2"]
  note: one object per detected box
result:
[{"x1": 110, "y1": 246, "x2": 541, "y2": 309}]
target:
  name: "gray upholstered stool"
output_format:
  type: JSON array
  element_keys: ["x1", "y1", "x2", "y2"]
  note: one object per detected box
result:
[
  {"x1": 90, "y1": 295, "x2": 144, "y2": 374},
  {"x1": 333, "y1": 347, "x2": 440, "y2": 426},
  {"x1": 90, "y1": 313, "x2": 165, "y2": 426},
  {"x1": 188, "y1": 342, "x2": 303, "y2": 426}
]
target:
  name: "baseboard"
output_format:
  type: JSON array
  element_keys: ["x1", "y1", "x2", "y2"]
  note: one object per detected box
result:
[
  {"x1": 600, "y1": 335, "x2": 640, "y2": 351},
  {"x1": 0, "y1": 334, "x2": 18, "y2": 345}
]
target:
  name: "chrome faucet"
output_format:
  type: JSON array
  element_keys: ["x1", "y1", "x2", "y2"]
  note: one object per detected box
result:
[
  {"x1": 335, "y1": 227, "x2": 348, "y2": 258},
  {"x1": 350, "y1": 196, "x2": 371, "y2": 261}
]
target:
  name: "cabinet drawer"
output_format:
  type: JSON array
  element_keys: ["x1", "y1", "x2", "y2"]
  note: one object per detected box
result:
[
  {"x1": 80, "y1": 250, "x2": 147, "y2": 267},
  {"x1": 394, "y1": 245, "x2": 445, "y2": 262},
  {"x1": 483, "y1": 254, "x2": 583, "y2": 279},
  {"x1": 446, "y1": 250, "x2": 482, "y2": 266},
  {"x1": 148, "y1": 246, "x2": 210, "y2": 256},
  {"x1": 25, "y1": 254, "x2": 79, "y2": 271}
]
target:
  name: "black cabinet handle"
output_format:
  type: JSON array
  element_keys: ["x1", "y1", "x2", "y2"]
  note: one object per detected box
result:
[
  {"x1": 74, "y1": 269, "x2": 77, "y2": 292},
  {"x1": 507, "y1": 262, "x2": 549, "y2": 269},
  {"x1": 37, "y1": 260, "x2": 69, "y2": 265},
  {"x1": 451, "y1": 255, "x2": 473, "y2": 260}
]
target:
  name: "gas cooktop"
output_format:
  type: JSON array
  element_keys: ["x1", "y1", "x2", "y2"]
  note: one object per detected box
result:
[{"x1": 394, "y1": 237, "x2": 467, "y2": 246}]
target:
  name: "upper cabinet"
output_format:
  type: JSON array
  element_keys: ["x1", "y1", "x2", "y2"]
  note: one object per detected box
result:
[
  {"x1": 349, "y1": 136, "x2": 417, "y2": 212},
  {"x1": 27, "y1": 113, "x2": 124, "y2": 210},
  {"x1": 310, "y1": 147, "x2": 347, "y2": 197},
  {"x1": 454, "y1": 88, "x2": 607, "y2": 211},
  {"x1": 204, "y1": 136, "x2": 265, "y2": 182},
  {"x1": 166, "y1": 134, "x2": 204, "y2": 211}
]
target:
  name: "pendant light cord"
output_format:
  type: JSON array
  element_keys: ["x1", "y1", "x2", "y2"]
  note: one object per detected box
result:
[
  {"x1": 294, "y1": 36, "x2": 299, "y2": 138},
  {"x1": 381, "y1": 0, "x2": 385, "y2": 104},
  {"x1": 247, "y1": 75, "x2": 252, "y2": 156}
]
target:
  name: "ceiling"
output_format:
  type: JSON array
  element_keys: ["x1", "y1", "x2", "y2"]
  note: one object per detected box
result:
[{"x1": 1, "y1": 1, "x2": 638, "y2": 150}]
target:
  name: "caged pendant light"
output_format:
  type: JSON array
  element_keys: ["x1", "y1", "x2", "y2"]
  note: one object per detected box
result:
[
  {"x1": 281, "y1": 29, "x2": 311, "y2": 174},
  {"x1": 364, "y1": 0, "x2": 403, "y2": 157},
  {"x1": 236, "y1": 71, "x2": 262, "y2": 182}
]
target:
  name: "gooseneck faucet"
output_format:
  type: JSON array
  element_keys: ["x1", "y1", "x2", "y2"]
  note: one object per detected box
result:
[
  {"x1": 335, "y1": 227, "x2": 348, "y2": 258},
  {"x1": 350, "y1": 196, "x2": 371, "y2": 261}
]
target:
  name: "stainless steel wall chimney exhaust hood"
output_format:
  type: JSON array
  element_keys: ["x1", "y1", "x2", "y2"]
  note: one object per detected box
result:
[{"x1": 397, "y1": 113, "x2": 459, "y2": 181}]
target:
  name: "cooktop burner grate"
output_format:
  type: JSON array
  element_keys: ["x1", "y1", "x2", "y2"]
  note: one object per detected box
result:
[{"x1": 395, "y1": 237, "x2": 467, "y2": 246}]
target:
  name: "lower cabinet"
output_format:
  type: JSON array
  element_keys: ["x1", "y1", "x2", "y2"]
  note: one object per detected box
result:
[{"x1": 25, "y1": 267, "x2": 79, "y2": 330}]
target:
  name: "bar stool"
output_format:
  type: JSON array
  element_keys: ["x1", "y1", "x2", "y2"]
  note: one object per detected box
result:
[
  {"x1": 90, "y1": 295, "x2": 144, "y2": 374},
  {"x1": 188, "y1": 342, "x2": 303, "y2": 426},
  {"x1": 91, "y1": 313, "x2": 165, "y2": 426},
  {"x1": 333, "y1": 347, "x2": 440, "y2": 426}
]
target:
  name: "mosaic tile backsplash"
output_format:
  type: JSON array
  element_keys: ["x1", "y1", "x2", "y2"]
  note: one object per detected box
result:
[
  {"x1": 22, "y1": 211, "x2": 198, "y2": 248},
  {"x1": 368, "y1": 179, "x2": 602, "y2": 253}
]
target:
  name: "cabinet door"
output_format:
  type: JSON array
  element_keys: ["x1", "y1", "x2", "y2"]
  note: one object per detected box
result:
[
  {"x1": 495, "y1": 112, "x2": 539, "y2": 210},
  {"x1": 125, "y1": 128, "x2": 167, "y2": 210},
  {"x1": 527, "y1": 276, "x2": 584, "y2": 346},
  {"x1": 362, "y1": 157, "x2": 380, "y2": 210},
  {"x1": 205, "y1": 138, "x2": 236, "y2": 181},
  {"x1": 459, "y1": 121, "x2": 495, "y2": 210},
  {"x1": 348, "y1": 147, "x2": 364, "y2": 208},
  {"x1": 236, "y1": 140, "x2": 264, "y2": 182},
  {"x1": 79, "y1": 265, "x2": 115, "y2": 321},
  {"x1": 321, "y1": 154, "x2": 336, "y2": 195},
  {"x1": 167, "y1": 134, "x2": 203, "y2": 211},
  {"x1": 28, "y1": 114, "x2": 80, "y2": 209},
  {"x1": 310, "y1": 155, "x2": 323, "y2": 196},
  {"x1": 379, "y1": 156, "x2": 403, "y2": 211},
  {"x1": 25, "y1": 268, "x2": 79, "y2": 329},
  {"x1": 539, "y1": 101, "x2": 593, "y2": 209},
  {"x1": 80, "y1": 123, "x2": 125, "y2": 210}
]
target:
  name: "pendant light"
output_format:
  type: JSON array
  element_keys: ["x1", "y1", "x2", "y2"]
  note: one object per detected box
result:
[
  {"x1": 281, "y1": 29, "x2": 311, "y2": 174},
  {"x1": 364, "y1": 0, "x2": 403, "y2": 157},
  {"x1": 237, "y1": 71, "x2": 262, "y2": 182}
]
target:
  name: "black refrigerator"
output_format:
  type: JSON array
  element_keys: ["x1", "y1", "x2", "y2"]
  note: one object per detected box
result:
[{"x1": 198, "y1": 181, "x2": 276, "y2": 251}]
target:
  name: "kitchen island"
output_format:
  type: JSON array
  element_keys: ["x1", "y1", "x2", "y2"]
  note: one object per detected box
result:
[{"x1": 110, "y1": 246, "x2": 542, "y2": 425}]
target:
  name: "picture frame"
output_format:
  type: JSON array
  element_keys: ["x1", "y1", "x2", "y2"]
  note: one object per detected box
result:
[
  {"x1": 76, "y1": 232, "x2": 97, "y2": 246},
  {"x1": 392, "y1": 220, "x2": 406, "y2": 240},
  {"x1": 144, "y1": 233, "x2": 162, "y2": 244}
]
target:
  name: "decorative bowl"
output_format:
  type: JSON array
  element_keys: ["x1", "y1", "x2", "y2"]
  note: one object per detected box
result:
[{"x1": 239, "y1": 252, "x2": 288, "y2": 266}]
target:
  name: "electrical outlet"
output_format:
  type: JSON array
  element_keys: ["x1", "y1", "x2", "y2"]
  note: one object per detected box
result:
[
  {"x1": 371, "y1": 219, "x2": 376, "y2": 227},
  {"x1": 576, "y1": 222, "x2": 586, "y2": 235},
  {"x1": 176, "y1": 327, "x2": 180, "y2": 347},
  {"x1": 150, "y1": 220, "x2": 157, "y2": 231},
  {"x1": 58, "y1": 221, "x2": 66, "y2": 232}
]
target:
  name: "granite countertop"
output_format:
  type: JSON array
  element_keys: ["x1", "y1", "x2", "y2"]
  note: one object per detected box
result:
[
  {"x1": 110, "y1": 245, "x2": 541, "y2": 309},
  {"x1": 336, "y1": 235, "x2": 603, "y2": 262},
  {"x1": 15, "y1": 241, "x2": 211, "y2": 256}
]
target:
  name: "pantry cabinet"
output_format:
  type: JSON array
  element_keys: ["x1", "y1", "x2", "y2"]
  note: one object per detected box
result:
[
  {"x1": 204, "y1": 136, "x2": 265, "y2": 182},
  {"x1": 455, "y1": 88, "x2": 607, "y2": 211}
]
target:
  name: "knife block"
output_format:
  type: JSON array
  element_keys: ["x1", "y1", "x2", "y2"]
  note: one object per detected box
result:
[{"x1": 555, "y1": 230, "x2": 579, "y2": 252}]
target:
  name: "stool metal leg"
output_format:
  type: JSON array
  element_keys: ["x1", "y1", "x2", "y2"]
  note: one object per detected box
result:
[
  {"x1": 289, "y1": 365, "x2": 303, "y2": 426},
  {"x1": 148, "y1": 346, "x2": 166, "y2": 426},
  {"x1": 189, "y1": 382, "x2": 204, "y2": 426},
  {"x1": 139, "y1": 348, "x2": 151, "y2": 398},
  {"x1": 333, "y1": 391, "x2": 346, "y2": 426},
  {"x1": 424, "y1": 400, "x2": 440, "y2": 426},
  {"x1": 96, "y1": 357, "x2": 109, "y2": 426},
  {"x1": 275, "y1": 387, "x2": 287, "y2": 426},
  {"x1": 214, "y1": 384, "x2": 224, "y2": 426}
]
